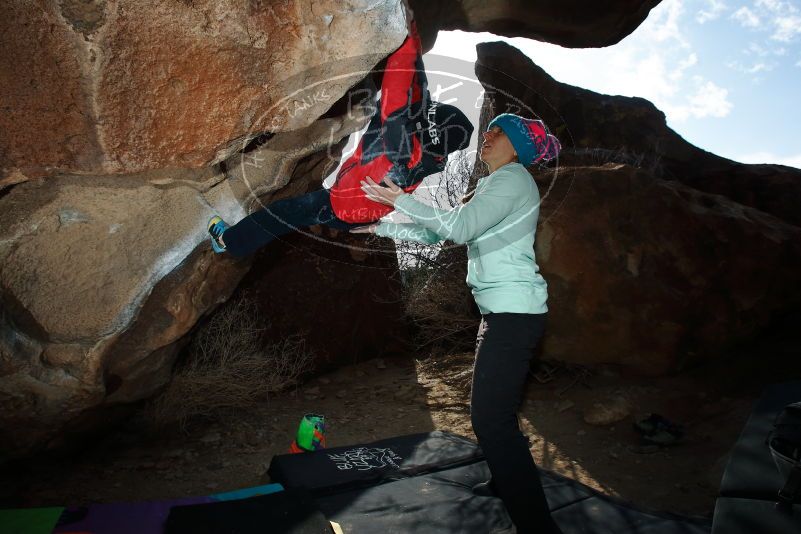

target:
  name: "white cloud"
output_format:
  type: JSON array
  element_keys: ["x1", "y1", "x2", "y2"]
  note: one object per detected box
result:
[
  {"x1": 732, "y1": 6, "x2": 762, "y2": 28},
  {"x1": 745, "y1": 42, "x2": 769, "y2": 56},
  {"x1": 730, "y1": 151, "x2": 801, "y2": 168},
  {"x1": 755, "y1": 0, "x2": 777, "y2": 10},
  {"x1": 728, "y1": 2, "x2": 800, "y2": 74},
  {"x1": 754, "y1": 0, "x2": 792, "y2": 13},
  {"x1": 742, "y1": 42, "x2": 788, "y2": 62},
  {"x1": 670, "y1": 53, "x2": 698, "y2": 81},
  {"x1": 772, "y1": 15, "x2": 801, "y2": 41},
  {"x1": 697, "y1": 0, "x2": 728, "y2": 23},
  {"x1": 727, "y1": 59, "x2": 777, "y2": 73},
  {"x1": 669, "y1": 79, "x2": 733, "y2": 120},
  {"x1": 748, "y1": 0, "x2": 801, "y2": 42},
  {"x1": 748, "y1": 62, "x2": 773, "y2": 72},
  {"x1": 646, "y1": 0, "x2": 690, "y2": 46}
]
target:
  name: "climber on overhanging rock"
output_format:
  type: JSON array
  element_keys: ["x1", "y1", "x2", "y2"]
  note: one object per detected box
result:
[{"x1": 207, "y1": 7, "x2": 473, "y2": 257}]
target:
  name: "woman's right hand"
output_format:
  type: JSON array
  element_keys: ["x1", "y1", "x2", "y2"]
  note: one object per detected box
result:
[{"x1": 350, "y1": 224, "x2": 378, "y2": 234}]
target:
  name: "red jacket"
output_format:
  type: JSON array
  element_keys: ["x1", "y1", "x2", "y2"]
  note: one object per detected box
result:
[{"x1": 329, "y1": 23, "x2": 445, "y2": 223}]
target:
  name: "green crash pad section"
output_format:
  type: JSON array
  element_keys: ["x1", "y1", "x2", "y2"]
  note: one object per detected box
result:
[{"x1": 0, "y1": 507, "x2": 65, "y2": 534}]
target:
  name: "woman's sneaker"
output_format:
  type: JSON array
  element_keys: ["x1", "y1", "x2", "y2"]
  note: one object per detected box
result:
[{"x1": 207, "y1": 216, "x2": 228, "y2": 253}]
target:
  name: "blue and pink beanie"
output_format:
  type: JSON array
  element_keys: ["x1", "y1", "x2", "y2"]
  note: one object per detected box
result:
[{"x1": 487, "y1": 113, "x2": 561, "y2": 166}]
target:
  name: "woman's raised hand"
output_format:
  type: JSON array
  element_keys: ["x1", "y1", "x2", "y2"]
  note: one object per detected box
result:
[{"x1": 360, "y1": 175, "x2": 404, "y2": 207}]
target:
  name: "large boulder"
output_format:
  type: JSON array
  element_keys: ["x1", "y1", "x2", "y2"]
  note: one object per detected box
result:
[
  {"x1": 535, "y1": 164, "x2": 801, "y2": 373},
  {"x1": 237, "y1": 226, "x2": 412, "y2": 373},
  {"x1": 0, "y1": 0, "x2": 406, "y2": 179},
  {"x1": 0, "y1": 112, "x2": 368, "y2": 458}
]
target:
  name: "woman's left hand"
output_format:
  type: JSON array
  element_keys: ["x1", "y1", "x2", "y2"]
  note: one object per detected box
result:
[{"x1": 361, "y1": 175, "x2": 405, "y2": 207}]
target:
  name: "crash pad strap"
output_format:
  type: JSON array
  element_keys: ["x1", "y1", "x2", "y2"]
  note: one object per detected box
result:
[
  {"x1": 719, "y1": 381, "x2": 801, "y2": 499},
  {"x1": 165, "y1": 488, "x2": 331, "y2": 534},
  {"x1": 712, "y1": 497, "x2": 801, "y2": 534},
  {"x1": 778, "y1": 463, "x2": 801, "y2": 506}
]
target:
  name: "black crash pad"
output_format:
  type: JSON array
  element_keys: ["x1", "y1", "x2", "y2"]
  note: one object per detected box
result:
[
  {"x1": 164, "y1": 488, "x2": 331, "y2": 534},
  {"x1": 315, "y1": 462, "x2": 711, "y2": 534},
  {"x1": 711, "y1": 497, "x2": 801, "y2": 534},
  {"x1": 711, "y1": 381, "x2": 801, "y2": 534},
  {"x1": 719, "y1": 381, "x2": 801, "y2": 500},
  {"x1": 268, "y1": 431, "x2": 482, "y2": 496},
  {"x1": 317, "y1": 462, "x2": 514, "y2": 533},
  {"x1": 269, "y1": 431, "x2": 711, "y2": 534}
]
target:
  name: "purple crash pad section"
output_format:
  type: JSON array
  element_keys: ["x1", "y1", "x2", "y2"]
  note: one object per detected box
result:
[{"x1": 52, "y1": 484, "x2": 283, "y2": 534}]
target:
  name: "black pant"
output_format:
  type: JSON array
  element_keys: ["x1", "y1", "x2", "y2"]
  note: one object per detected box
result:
[
  {"x1": 222, "y1": 188, "x2": 360, "y2": 257},
  {"x1": 471, "y1": 313, "x2": 562, "y2": 534}
]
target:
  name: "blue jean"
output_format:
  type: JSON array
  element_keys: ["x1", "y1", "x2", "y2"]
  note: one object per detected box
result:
[
  {"x1": 471, "y1": 312, "x2": 562, "y2": 534},
  {"x1": 222, "y1": 188, "x2": 361, "y2": 257}
]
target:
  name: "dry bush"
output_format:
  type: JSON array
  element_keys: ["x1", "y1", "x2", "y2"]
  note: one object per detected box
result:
[
  {"x1": 399, "y1": 153, "x2": 481, "y2": 356},
  {"x1": 148, "y1": 293, "x2": 314, "y2": 428},
  {"x1": 402, "y1": 246, "x2": 478, "y2": 355}
]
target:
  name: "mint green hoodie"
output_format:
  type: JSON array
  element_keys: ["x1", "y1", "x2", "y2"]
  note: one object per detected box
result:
[{"x1": 375, "y1": 162, "x2": 547, "y2": 314}]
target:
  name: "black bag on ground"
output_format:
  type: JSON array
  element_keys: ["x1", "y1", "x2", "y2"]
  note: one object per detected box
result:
[
  {"x1": 267, "y1": 430, "x2": 483, "y2": 496},
  {"x1": 769, "y1": 401, "x2": 801, "y2": 506}
]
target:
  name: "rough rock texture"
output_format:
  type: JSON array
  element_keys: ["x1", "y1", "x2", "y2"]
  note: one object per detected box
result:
[
  {"x1": 238, "y1": 227, "x2": 411, "y2": 374},
  {"x1": 0, "y1": 111, "x2": 368, "y2": 458},
  {"x1": 535, "y1": 165, "x2": 801, "y2": 373},
  {"x1": 475, "y1": 41, "x2": 801, "y2": 226},
  {"x1": 0, "y1": 0, "x2": 664, "y2": 181},
  {"x1": 0, "y1": 0, "x2": 405, "y2": 179},
  {"x1": 411, "y1": 0, "x2": 662, "y2": 50},
  {"x1": 472, "y1": 42, "x2": 801, "y2": 373}
]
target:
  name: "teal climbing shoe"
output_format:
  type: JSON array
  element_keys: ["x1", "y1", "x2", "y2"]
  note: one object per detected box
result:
[{"x1": 207, "y1": 215, "x2": 229, "y2": 253}]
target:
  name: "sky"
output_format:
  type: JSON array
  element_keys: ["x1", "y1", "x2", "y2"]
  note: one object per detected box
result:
[{"x1": 426, "y1": 0, "x2": 801, "y2": 169}]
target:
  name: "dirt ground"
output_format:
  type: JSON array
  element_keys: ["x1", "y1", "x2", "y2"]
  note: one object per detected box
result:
[{"x1": 3, "y1": 349, "x2": 771, "y2": 521}]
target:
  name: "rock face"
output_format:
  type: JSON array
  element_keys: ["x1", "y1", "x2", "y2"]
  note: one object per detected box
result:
[
  {"x1": 411, "y1": 0, "x2": 663, "y2": 49},
  {"x1": 0, "y1": 111, "x2": 369, "y2": 458},
  {"x1": 473, "y1": 41, "x2": 801, "y2": 373},
  {"x1": 0, "y1": 0, "x2": 664, "y2": 181},
  {"x1": 536, "y1": 165, "x2": 801, "y2": 373},
  {"x1": 237, "y1": 227, "x2": 412, "y2": 373},
  {"x1": 0, "y1": 0, "x2": 406, "y2": 179},
  {"x1": 475, "y1": 41, "x2": 801, "y2": 227}
]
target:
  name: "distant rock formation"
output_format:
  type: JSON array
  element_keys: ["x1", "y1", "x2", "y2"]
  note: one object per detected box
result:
[{"x1": 473, "y1": 41, "x2": 801, "y2": 373}]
